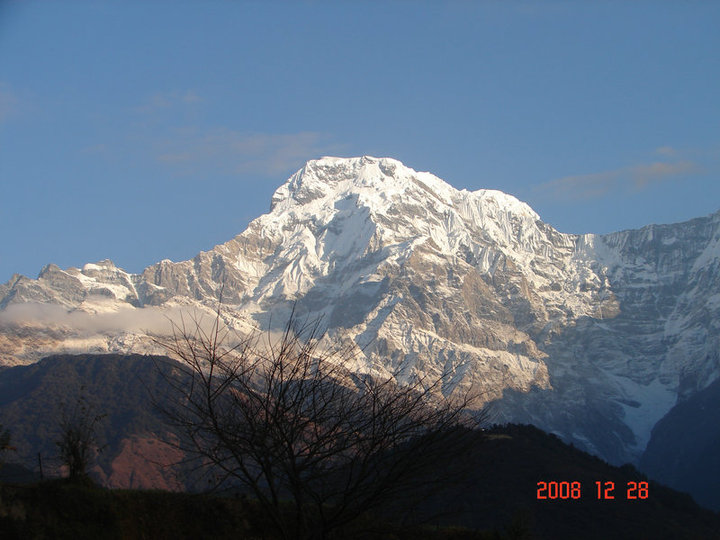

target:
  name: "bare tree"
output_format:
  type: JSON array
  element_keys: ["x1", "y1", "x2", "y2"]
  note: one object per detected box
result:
[
  {"x1": 56, "y1": 392, "x2": 106, "y2": 482},
  {"x1": 155, "y1": 308, "x2": 486, "y2": 539}
]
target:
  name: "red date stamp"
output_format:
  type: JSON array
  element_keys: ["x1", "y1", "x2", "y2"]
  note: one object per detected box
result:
[{"x1": 536, "y1": 481, "x2": 649, "y2": 500}]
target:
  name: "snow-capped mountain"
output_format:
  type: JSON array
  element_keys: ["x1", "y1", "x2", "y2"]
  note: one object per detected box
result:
[{"x1": 1, "y1": 156, "x2": 719, "y2": 465}]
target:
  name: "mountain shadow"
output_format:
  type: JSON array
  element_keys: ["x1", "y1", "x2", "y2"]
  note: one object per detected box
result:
[{"x1": 640, "y1": 374, "x2": 720, "y2": 512}]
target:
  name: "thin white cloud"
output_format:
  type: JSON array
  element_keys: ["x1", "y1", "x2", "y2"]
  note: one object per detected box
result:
[
  {"x1": 133, "y1": 90, "x2": 203, "y2": 114},
  {"x1": 0, "y1": 82, "x2": 19, "y2": 123},
  {"x1": 79, "y1": 143, "x2": 109, "y2": 155},
  {"x1": 537, "y1": 170, "x2": 621, "y2": 201},
  {"x1": 155, "y1": 128, "x2": 342, "y2": 177},
  {"x1": 511, "y1": 1, "x2": 570, "y2": 16},
  {"x1": 655, "y1": 146, "x2": 677, "y2": 157},
  {"x1": 537, "y1": 160, "x2": 701, "y2": 201},
  {"x1": 630, "y1": 161, "x2": 698, "y2": 189}
]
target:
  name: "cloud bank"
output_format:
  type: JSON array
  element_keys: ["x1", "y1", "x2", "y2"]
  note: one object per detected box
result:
[{"x1": 0, "y1": 302, "x2": 197, "y2": 337}]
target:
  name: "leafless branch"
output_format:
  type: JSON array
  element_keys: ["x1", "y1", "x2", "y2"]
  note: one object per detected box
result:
[{"x1": 153, "y1": 305, "x2": 487, "y2": 539}]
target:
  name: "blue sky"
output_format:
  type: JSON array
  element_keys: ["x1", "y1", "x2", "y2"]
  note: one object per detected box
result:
[{"x1": 1, "y1": 1, "x2": 719, "y2": 283}]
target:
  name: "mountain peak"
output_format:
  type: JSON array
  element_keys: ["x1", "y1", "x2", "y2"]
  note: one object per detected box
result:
[
  {"x1": 269, "y1": 156, "x2": 537, "y2": 224},
  {"x1": 270, "y1": 156, "x2": 421, "y2": 210},
  {"x1": 2, "y1": 156, "x2": 720, "y2": 476}
]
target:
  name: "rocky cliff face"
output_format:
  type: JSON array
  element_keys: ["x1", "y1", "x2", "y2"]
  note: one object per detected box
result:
[{"x1": 1, "y1": 156, "x2": 718, "y2": 465}]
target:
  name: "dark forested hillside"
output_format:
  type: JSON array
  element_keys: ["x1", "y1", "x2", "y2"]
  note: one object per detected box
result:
[
  {"x1": 0, "y1": 354, "x2": 718, "y2": 539},
  {"x1": 421, "y1": 423, "x2": 720, "y2": 538},
  {"x1": 0, "y1": 354, "x2": 190, "y2": 490},
  {"x1": 640, "y1": 376, "x2": 720, "y2": 512}
]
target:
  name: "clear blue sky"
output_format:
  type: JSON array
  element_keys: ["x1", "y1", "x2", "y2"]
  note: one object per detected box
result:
[{"x1": 1, "y1": 1, "x2": 719, "y2": 283}]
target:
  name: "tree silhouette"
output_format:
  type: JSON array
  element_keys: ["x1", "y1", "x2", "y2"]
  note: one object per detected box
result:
[
  {"x1": 56, "y1": 392, "x2": 106, "y2": 481},
  {"x1": 155, "y1": 308, "x2": 486, "y2": 539}
]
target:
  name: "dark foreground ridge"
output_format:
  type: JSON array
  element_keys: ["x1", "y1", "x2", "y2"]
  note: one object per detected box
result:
[
  {"x1": 640, "y1": 375, "x2": 720, "y2": 512},
  {"x1": 1, "y1": 354, "x2": 719, "y2": 539}
]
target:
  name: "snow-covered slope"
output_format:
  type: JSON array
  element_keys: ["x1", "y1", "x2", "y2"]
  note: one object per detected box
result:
[{"x1": 1, "y1": 156, "x2": 719, "y2": 465}]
